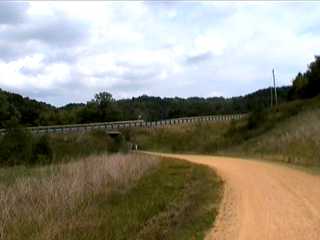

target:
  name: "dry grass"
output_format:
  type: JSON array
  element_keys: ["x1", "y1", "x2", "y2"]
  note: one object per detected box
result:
[
  {"x1": 130, "y1": 121, "x2": 230, "y2": 153},
  {"x1": 227, "y1": 109, "x2": 320, "y2": 166},
  {"x1": 0, "y1": 153, "x2": 159, "y2": 240}
]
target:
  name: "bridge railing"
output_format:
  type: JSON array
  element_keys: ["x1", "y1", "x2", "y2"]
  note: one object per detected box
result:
[
  {"x1": 144, "y1": 114, "x2": 246, "y2": 128},
  {"x1": 0, "y1": 114, "x2": 247, "y2": 135}
]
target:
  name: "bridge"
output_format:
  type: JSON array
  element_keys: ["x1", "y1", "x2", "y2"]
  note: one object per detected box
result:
[{"x1": 0, "y1": 113, "x2": 246, "y2": 135}]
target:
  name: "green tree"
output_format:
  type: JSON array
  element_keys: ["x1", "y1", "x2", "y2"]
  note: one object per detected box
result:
[
  {"x1": 291, "y1": 72, "x2": 309, "y2": 99},
  {"x1": 93, "y1": 92, "x2": 121, "y2": 121},
  {"x1": 94, "y1": 92, "x2": 114, "y2": 106},
  {"x1": 290, "y1": 56, "x2": 320, "y2": 99},
  {"x1": 305, "y1": 56, "x2": 320, "y2": 98},
  {"x1": 0, "y1": 92, "x2": 9, "y2": 128}
]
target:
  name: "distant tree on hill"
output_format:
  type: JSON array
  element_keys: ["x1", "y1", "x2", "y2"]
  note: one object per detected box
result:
[
  {"x1": 0, "y1": 92, "x2": 10, "y2": 128},
  {"x1": 290, "y1": 56, "x2": 320, "y2": 99},
  {"x1": 94, "y1": 92, "x2": 114, "y2": 106},
  {"x1": 290, "y1": 72, "x2": 309, "y2": 99},
  {"x1": 94, "y1": 91, "x2": 121, "y2": 122},
  {"x1": 77, "y1": 91, "x2": 122, "y2": 123},
  {"x1": 305, "y1": 56, "x2": 320, "y2": 97}
]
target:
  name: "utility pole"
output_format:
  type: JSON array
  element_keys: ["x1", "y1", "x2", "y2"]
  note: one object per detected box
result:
[
  {"x1": 272, "y1": 68, "x2": 278, "y2": 106},
  {"x1": 270, "y1": 85, "x2": 273, "y2": 108}
]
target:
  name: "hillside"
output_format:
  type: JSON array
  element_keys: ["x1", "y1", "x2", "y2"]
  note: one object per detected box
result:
[
  {"x1": 0, "y1": 86, "x2": 291, "y2": 128},
  {"x1": 225, "y1": 98, "x2": 320, "y2": 166},
  {"x1": 0, "y1": 89, "x2": 55, "y2": 128},
  {"x1": 130, "y1": 96, "x2": 320, "y2": 167}
]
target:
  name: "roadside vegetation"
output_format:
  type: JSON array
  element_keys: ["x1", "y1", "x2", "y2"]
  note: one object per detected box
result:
[
  {"x1": 130, "y1": 96, "x2": 320, "y2": 167},
  {"x1": 0, "y1": 153, "x2": 222, "y2": 240},
  {"x1": 127, "y1": 121, "x2": 229, "y2": 153},
  {"x1": 225, "y1": 103, "x2": 320, "y2": 166},
  {"x1": 0, "y1": 127, "x2": 126, "y2": 166}
]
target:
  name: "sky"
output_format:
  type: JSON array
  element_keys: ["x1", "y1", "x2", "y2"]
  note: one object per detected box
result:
[{"x1": 0, "y1": 1, "x2": 320, "y2": 106}]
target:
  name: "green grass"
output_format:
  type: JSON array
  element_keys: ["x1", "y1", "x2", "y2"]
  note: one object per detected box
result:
[{"x1": 55, "y1": 158, "x2": 222, "y2": 240}]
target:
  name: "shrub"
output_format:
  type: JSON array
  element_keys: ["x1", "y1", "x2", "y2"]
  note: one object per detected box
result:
[
  {"x1": 0, "y1": 127, "x2": 33, "y2": 166},
  {"x1": 247, "y1": 108, "x2": 265, "y2": 130},
  {"x1": 0, "y1": 127, "x2": 128, "y2": 166},
  {"x1": 0, "y1": 128, "x2": 128, "y2": 167},
  {"x1": 110, "y1": 134, "x2": 129, "y2": 153},
  {"x1": 31, "y1": 135, "x2": 53, "y2": 165}
]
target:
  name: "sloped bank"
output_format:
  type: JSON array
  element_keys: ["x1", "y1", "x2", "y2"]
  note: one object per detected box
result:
[{"x1": 0, "y1": 153, "x2": 222, "y2": 240}]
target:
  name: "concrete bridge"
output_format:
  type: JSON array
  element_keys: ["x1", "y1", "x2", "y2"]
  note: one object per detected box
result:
[{"x1": 0, "y1": 113, "x2": 246, "y2": 135}]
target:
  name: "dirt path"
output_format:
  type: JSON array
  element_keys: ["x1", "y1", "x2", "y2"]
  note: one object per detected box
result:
[{"x1": 150, "y1": 153, "x2": 320, "y2": 240}]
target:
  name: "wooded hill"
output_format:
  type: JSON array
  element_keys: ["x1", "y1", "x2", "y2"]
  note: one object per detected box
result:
[{"x1": 0, "y1": 86, "x2": 290, "y2": 128}]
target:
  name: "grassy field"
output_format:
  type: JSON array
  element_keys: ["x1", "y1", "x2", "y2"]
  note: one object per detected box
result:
[
  {"x1": 224, "y1": 108, "x2": 320, "y2": 166},
  {"x1": 0, "y1": 153, "x2": 222, "y2": 240},
  {"x1": 127, "y1": 121, "x2": 229, "y2": 153},
  {"x1": 221, "y1": 97, "x2": 320, "y2": 166},
  {"x1": 129, "y1": 97, "x2": 320, "y2": 167}
]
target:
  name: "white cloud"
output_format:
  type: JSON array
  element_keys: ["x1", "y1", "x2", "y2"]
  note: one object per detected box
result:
[
  {"x1": 194, "y1": 33, "x2": 226, "y2": 56},
  {"x1": 1, "y1": 1, "x2": 320, "y2": 105}
]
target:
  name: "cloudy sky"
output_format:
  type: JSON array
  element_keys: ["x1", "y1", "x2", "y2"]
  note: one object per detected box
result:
[{"x1": 0, "y1": 1, "x2": 320, "y2": 106}]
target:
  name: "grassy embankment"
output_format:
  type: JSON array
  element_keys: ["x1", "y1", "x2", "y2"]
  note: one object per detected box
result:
[
  {"x1": 0, "y1": 153, "x2": 222, "y2": 240},
  {"x1": 129, "y1": 97, "x2": 320, "y2": 167},
  {"x1": 0, "y1": 129, "x2": 127, "y2": 166},
  {"x1": 128, "y1": 121, "x2": 229, "y2": 153}
]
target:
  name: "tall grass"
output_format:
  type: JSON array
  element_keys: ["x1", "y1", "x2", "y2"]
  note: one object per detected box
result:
[
  {"x1": 227, "y1": 109, "x2": 320, "y2": 166},
  {"x1": 129, "y1": 121, "x2": 230, "y2": 153},
  {"x1": 0, "y1": 154, "x2": 159, "y2": 240}
]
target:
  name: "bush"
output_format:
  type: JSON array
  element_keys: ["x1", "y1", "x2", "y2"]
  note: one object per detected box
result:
[
  {"x1": 0, "y1": 127, "x2": 33, "y2": 166},
  {"x1": 49, "y1": 130, "x2": 123, "y2": 161},
  {"x1": 0, "y1": 128, "x2": 54, "y2": 166},
  {"x1": 0, "y1": 127, "x2": 129, "y2": 167},
  {"x1": 247, "y1": 109, "x2": 265, "y2": 130},
  {"x1": 31, "y1": 135, "x2": 53, "y2": 165}
]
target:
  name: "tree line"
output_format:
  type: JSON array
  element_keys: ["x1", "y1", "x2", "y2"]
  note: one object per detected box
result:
[
  {"x1": 289, "y1": 56, "x2": 320, "y2": 100},
  {"x1": 0, "y1": 87, "x2": 291, "y2": 128}
]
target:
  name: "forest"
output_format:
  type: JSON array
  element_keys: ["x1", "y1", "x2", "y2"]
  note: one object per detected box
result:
[{"x1": 0, "y1": 86, "x2": 290, "y2": 128}]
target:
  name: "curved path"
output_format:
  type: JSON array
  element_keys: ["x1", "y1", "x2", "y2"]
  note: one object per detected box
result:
[{"x1": 150, "y1": 153, "x2": 320, "y2": 240}]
